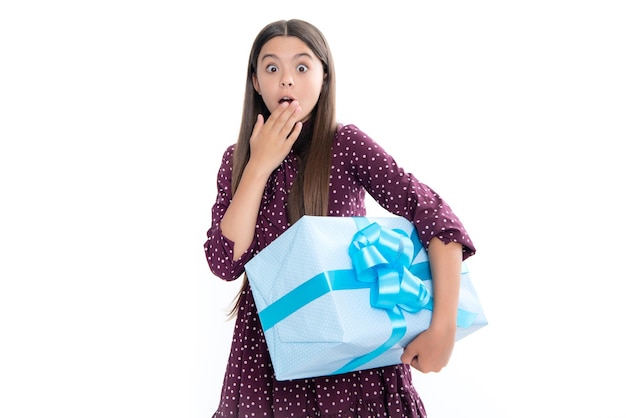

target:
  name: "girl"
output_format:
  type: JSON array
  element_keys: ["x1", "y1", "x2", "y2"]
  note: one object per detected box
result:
[{"x1": 204, "y1": 19, "x2": 476, "y2": 417}]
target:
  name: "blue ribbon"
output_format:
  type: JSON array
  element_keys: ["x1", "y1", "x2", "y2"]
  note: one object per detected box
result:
[{"x1": 257, "y1": 217, "x2": 477, "y2": 376}]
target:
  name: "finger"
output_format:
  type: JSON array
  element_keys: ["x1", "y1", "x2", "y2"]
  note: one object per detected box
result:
[
  {"x1": 252, "y1": 114, "x2": 265, "y2": 135},
  {"x1": 263, "y1": 101, "x2": 291, "y2": 128},
  {"x1": 400, "y1": 350, "x2": 411, "y2": 365},
  {"x1": 281, "y1": 103, "x2": 302, "y2": 138},
  {"x1": 271, "y1": 101, "x2": 302, "y2": 137},
  {"x1": 286, "y1": 121, "x2": 303, "y2": 145},
  {"x1": 400, "y1": 342, "x2": 418, "y2": 365},
  {"x1": 250, "y1": 113, "x2": 265, "y2": 139},
  {"x1": 411, "y1": 357, "x2": 421, "y2": 371}
]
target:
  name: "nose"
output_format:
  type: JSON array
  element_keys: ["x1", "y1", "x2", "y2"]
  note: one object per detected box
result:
[{"x1": 280, "y1": 74, "x2": 294, "y2": 87}]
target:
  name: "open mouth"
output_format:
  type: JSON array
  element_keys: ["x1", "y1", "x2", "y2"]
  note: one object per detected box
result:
[{"x1": 279, "y1": 97, "x2": 294, "y2": 104}]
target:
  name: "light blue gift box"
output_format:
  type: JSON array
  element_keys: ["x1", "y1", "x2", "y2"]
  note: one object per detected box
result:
[{"x1": 245, "y1": 216, "x2": 488, "y2": 381}]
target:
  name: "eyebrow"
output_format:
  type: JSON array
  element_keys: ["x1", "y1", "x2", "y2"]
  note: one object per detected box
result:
[{"x1": 260, "y1": 52, "x2": 314, "y2": 62}]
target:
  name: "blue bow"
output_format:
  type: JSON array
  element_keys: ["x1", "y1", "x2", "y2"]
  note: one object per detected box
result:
[{"x1": 349, "y1": 222, "x2": 431, "y2": 313}]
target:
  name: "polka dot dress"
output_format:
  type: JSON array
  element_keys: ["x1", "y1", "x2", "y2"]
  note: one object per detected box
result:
[{"x1": 204, "y1": 124, "x2": 476, "y2": 417}]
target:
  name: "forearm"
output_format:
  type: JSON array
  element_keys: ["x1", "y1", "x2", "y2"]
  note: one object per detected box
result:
[
  {"x1": 220, "y1": 163, "x2": 270, "y2": 260},
  {"x1": 427, "y1": 237, "x2": 462, "y2": 332},
  {"x1": 400, "y1": 237, "x2": 463, "y2": 371}
]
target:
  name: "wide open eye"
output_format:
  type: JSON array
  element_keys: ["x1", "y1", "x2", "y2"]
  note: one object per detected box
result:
[
  {"x1": 265, "y1": 64, "x2": 278, "y2": 73},
  {"x1": 296, "y1": 64, "x2": 308, "y2": 73}
]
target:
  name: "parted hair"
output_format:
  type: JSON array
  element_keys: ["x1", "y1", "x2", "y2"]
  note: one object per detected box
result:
[
  {"x1": 229, "y1": 19, "x2": 338, "y2": 316},
  {"x1": 231, "y1": 18, "x2": 337, "y2": 222}
]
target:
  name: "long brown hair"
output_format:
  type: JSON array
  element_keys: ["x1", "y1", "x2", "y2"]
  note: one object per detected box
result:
[{"x1": 229, "y1": 19, "x2": 337, "y2": 316}]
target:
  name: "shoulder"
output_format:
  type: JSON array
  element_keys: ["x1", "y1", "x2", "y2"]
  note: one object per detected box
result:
[
  {"x1": 223, "y1": 143, "x2": 236, "y2": 157},
  {"x1": 219, "y1": 144, "x2": 236, "y2": 163},
  {"x1": 212, "y1": 144, "x2": 236, "y2": 175},
  {"x1": 335, "y1": 123, "x2": 374, "y2": 144},
  {"x1": 336, "y1": 123, "x2": 367, "y2": 138},
  {"x1": 334, "y1": 123, "x2": 382, "y2": 152}
]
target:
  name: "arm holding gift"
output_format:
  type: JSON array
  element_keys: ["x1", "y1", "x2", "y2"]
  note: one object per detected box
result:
[
  {"x1": 335, "y1": 125, "x2": 477, "y2": 373},
  {"x1": 401, "y1": 237, "x2": 462, "y2": 373}
]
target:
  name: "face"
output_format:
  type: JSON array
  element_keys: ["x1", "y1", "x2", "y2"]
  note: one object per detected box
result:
[{"x1": 253, "y1": 36, "x2": 325, "y2": 122}]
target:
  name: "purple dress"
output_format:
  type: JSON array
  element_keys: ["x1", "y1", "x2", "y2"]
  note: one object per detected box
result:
[{"x1": 204, "y1": 124, "x2": 476, "y2": 417}]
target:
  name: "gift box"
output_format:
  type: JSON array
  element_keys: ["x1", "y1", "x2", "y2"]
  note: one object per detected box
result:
[{"x1": 245, "y1": 215, "x2": 487, "y2": 381}]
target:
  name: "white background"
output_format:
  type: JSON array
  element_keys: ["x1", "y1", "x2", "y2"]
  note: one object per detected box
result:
[{"x1": 1, "y1": 1, "x2": 625, "y2": 417}]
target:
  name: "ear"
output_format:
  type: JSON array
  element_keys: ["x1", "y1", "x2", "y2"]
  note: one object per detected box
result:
[{"x1": 252, "y1": 74, "x2": 260, "y2": 94}]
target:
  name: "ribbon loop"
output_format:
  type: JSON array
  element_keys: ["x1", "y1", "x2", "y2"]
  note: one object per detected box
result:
[{"x1": 349, "y1": 222, "x2": 431, "y2": 313}]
